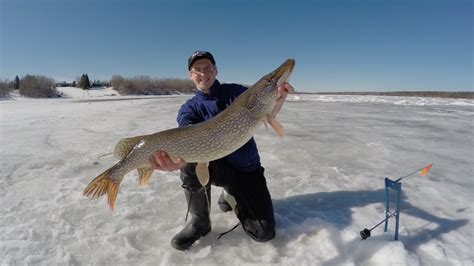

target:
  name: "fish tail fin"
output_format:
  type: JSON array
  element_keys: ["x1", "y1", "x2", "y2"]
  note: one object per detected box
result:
[{"x1": 83, "y1": 168, "x2": 121, "y2": 211}]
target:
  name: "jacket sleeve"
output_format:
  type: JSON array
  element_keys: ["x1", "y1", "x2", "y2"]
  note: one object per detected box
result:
[{"x1": 176, "y1": 99, "x2": 199, "y2": 127}]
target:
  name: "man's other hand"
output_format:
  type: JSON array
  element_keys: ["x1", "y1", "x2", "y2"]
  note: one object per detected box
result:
[{"x1": 277, "y1": 82, "x2": 294, "y2": 103}]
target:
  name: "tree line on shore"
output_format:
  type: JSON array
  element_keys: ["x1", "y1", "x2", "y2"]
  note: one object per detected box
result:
[
  {"x1": 0, "y1": 75, "x2": 58, "y2": 98},
  {"x1": 0, "y1": 74, "x2": 196, "y2": 98},
  {"x1": 0, "y1": 74, "x2": 472, "y2": 99}
]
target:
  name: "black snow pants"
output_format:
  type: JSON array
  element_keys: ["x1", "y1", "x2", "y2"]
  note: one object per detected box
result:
[{"x1": 180, "y1": 159, "x2": 276, "y2": 242}]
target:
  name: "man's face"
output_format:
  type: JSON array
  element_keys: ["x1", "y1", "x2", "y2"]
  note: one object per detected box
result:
[{"x1": 189, "y1": 58, "x2": 217, "y2": 93}]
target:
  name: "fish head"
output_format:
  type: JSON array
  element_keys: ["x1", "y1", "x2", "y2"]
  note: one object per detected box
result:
[{"x1": 245, "y1": 58, "x2": 295, "y2": 116}]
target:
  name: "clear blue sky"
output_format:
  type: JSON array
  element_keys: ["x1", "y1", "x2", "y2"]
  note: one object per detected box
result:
[{"x1": 1, "y1": 0, "x2": 472, "y2": 92}]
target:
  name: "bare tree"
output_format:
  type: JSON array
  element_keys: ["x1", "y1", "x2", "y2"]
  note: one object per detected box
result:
[
  {"x1": 110, "y1": 75, "x2": 195, "y2": 95},
  {"x1": 19, "y1": 75, "x2": 59, "y2": 98},
  {"x1": 0, "y1": 78, "x2": 13, "y2": 97}
]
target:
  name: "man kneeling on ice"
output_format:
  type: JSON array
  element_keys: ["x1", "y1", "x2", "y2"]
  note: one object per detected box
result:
[{"x1": 149, "y1": 51, "x2": 294, "y2": 250}]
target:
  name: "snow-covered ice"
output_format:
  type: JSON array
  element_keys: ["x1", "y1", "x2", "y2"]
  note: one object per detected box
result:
[{"x1": 1, "y1": 87, "x2": 473, "y2": 265}]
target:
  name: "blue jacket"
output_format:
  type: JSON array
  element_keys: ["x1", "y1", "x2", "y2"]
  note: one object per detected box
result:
[{"x1": 177, "y1": 80, "x2": 261, "y2": 172}]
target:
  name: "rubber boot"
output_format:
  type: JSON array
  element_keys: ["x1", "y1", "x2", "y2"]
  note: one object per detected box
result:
[{"x1": 171, "y1": 187, "x2": 211, "y2": 250}]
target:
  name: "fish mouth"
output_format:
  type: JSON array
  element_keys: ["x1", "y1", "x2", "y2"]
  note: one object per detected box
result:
[{"x1": 276, "y1": 59, "x2": 295, "y2": 87}]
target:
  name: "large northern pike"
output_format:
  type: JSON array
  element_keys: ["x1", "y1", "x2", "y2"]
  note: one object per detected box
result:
[{"x1": 83, "y1": 59, "x2": 295, "y2": 210}]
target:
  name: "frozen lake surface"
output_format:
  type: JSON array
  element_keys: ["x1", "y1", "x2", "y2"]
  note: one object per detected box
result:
[{"x1": 1, "y1": 89, "x2": 473, "y2": 265}]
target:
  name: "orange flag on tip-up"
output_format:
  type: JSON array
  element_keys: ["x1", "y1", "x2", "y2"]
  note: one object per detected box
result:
[{"x1": 420, "y1": 163, "x2": 433, "y2": 176}]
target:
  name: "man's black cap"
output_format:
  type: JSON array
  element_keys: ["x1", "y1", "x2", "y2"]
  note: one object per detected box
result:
[{"x1": 188, "y1": 51, "x2": 216, "y2": 70}]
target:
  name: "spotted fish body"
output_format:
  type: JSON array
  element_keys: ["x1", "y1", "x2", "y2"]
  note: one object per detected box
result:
[{"x1": 83, "y1": 59, "x2": 295, "y2": 210}]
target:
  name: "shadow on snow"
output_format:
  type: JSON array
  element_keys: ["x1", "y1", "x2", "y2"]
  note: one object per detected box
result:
[{"x1": 272, "y1": 189, "x2": 468, "y2": 264}]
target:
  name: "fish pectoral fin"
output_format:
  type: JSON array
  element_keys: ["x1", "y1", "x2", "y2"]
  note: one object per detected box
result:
[
  {"x1": 270, "y1": 92, "x2": 287, "y2": 118},
  {"x1": 196, "y1": 162, "x2": 210, "y2": 187},
  {"x1": 263, "y1": 119, "x2": 269, "y2": 131},
  {"x1": 137, "y1": 167, "x2": 154, "y2": 187},
  {"x1": 83, "y1": 167, "x2": 121, "y2": 211},
  {"x1": 266, "y1": 115, "x2": 285, "y2": 137}
]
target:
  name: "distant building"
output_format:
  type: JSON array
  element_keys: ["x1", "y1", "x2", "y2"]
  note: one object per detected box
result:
[
  {"x1": 55, "y1": 81, "x2": 75, "y2": 87},
  {"x1": 91, "y1": 81, "x2": 110, "y2": 88}
]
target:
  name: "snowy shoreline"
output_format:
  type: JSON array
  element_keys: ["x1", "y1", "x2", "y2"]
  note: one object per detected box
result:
[
  {"x1": 288, "y1": 94, "x2": 474, "y2": 107},
  {"x1": 2, "y1": 86, "x2": 474, "y2": 107}
]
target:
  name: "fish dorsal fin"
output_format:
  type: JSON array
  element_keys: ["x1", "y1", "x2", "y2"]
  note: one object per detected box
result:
[
  {"x1": 137, "y1": 167, "x2": 154, "y2": 187},
  {"x1": 196, "y1": 162, "x2": 210, "y2": 187},
  {"x1": 114, "y1": 135, "x2": 147, "y2": 159},
  {"x1": 266, "y1": 115, "x2": 285, "y2": 137}
]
